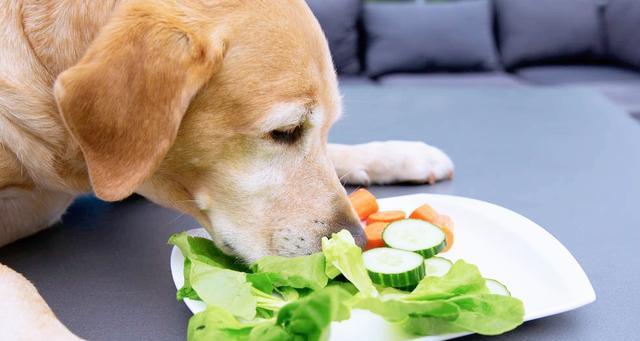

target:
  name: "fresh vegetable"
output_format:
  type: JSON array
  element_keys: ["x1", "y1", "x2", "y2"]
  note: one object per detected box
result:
[
  {"x1": 169, "y1": 233, "x2": 249, "y2": 272},
  {"x1": 187, "y1": 286, "x2": 352, "y2": 341},
  {"x1": 355, "y1": 260, "x2": 525, "y2": 336},
  {"x1": 322, "y1": 230, "x2": 378, "y2": 297},
  {"x1": 409, "y1": 204, "x2": 440, "y2": 224},
  {"x1": 383, "y1": 219, "x2": 447, "y2": 258},
  {"x1": 348, "y1": 189, "x2": 379, "y2": 220},
  {"x1": 171, "y1": 230, "x2": 524, "y2": 340},
  {"x1": 408, "y1": 260, "x2": 487, "y2": 300},
  {"x1": 366, "y1": 210, "x2": 406, "y2": 224},
  {"x1": 363, "y1": 247, "x2": 425, "y2": 287},
  {"x1": 275, "y1": 286, "x2": 352, "y2": 340},
  {"x1": 409, "y1": 204, "x2": 456, "y2": 252},
  {"x1": 424, "y1": 257, "x2": 453, "y2": 277},
  {"x1": 169, "y1": 233, "x2": 249, "y2": 300},
  {"x1": 189, "y1": 260, "x2": 258, "y2": 320},
  {"x1": 401, "y1": 294, "x2": 525, "y2": 336},
  {"x1": 434, "y1": 214, "x2": 455, "y2": 252},
  {"x1": 485, "y1": 278, "x2": 511, "y2": 296},
  {"x1": 187, "y1": 305, "x2": 257, "y2": 341},
  {"x1": 364, "y1": 222, "x2": 388, "y2": 250},
  {"x1": 250, "y1": 253, "x2": 328, "y2": 291}
]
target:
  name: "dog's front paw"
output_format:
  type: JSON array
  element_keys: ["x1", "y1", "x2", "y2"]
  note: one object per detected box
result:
[{"x1": 329, "y1": 141, "x2": 454, "y2": 186}]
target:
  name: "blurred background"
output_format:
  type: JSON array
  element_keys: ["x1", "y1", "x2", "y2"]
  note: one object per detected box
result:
[{"x1": 308, "y1": 0, "x2": 640, "y2": 119}]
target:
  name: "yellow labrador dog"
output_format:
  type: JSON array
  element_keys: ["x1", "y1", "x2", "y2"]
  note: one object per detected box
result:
[{"x1": 0, "y1": 0, "x2": 453, "y2": 339}]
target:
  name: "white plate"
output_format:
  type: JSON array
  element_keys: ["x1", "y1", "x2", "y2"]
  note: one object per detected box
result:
[{"x1": 170, "y1": 194, "x2": 595, "y2": 340}]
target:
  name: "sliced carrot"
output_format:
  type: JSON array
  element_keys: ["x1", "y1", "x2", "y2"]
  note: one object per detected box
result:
[
  {"x1": 366, "y1": 210, "x2": 406, "y2": 225},
  {"x1": 409, "y1": 204, "x2": 439, "y2": 225},
  {"x1": 434, "y1": 214, "x2": 455, "y2": 252},
  {"x1": 364, "y1": 222, "x2": 389, "y2": 250},
  {"x1": 348, "y1": 189, "x2": 379, "y2": 220}
]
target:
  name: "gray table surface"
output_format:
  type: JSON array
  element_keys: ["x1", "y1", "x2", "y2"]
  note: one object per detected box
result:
[{"x1": 1, "y1": 86, "x2": 639, "y2": 341}]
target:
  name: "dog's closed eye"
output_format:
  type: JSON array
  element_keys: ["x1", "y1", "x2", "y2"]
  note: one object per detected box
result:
[{"x1": 269, "y1": 125, "x2": 304, "y2": 145}]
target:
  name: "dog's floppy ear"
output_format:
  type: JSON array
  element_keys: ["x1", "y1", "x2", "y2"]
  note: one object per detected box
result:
[{"x1": 54, "y1": 4, "x2": 223, "y2": 201}]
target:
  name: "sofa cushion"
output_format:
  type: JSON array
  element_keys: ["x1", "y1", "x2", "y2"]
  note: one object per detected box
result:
[
  {"x1": 378, "y1": 72, "x2": 522, "y2": 87},
  {"x1": 495, "y1": 0, "x2": 605, "y2": 69},
  {"x1": 363, "y1": 1, "x2": 499, "y2": 78},
  {"x1": 514, "y1": 65, "x2": 640, "y2": 85},
  {"x1": 605, "y1": 0, "x2": 640, "y2": 70},
  {"x1": 337, "y1": 76, "x2": 376, "y2": 86},
  {"x1": 306, "y1": 0, "x2": 362, "y2": 75}
]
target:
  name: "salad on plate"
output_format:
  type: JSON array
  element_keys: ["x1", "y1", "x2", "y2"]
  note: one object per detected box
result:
[{"x1": 169, "y1": 189, "x2": 525, "y2": 341}]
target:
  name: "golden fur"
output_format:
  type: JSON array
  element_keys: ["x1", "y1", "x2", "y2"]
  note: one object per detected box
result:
[
  {"x1": 1, "y1": 0, "x2": 362, "y2": 258},
  {"x1": 0, "y1": 0, "x2": 453, "y2": 338}
]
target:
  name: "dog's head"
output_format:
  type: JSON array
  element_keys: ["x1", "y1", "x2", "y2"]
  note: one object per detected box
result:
[{"x1": 53, "y1": 0, "x2": 364, "y2": 262}]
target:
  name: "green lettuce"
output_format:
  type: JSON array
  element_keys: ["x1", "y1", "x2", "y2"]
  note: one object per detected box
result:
[
  {"x1": 407, "y1": 260, "x2": 488, "y2": 300},
  {"x1": 187, "y1": 305, "x2": 256, "y2": 341},
  {"x1": 169, "y1": 233, "x2": 249, "y2": 271},
  {"x1": 353, "y1": 260, "x2": 525, "y2": 336},
  {"x1": 173, "y1": 231, "x2": 524, "y2": 340},
  {"x1": 321, "y1": 230, "x2": 378, "y2": 297},
  {"x1": 189, "y1": 261, "x2": 257, "y2": 320},
  {"x1": 276, "y1": 286, "x2": 352, "y2": 340},
  {"x1": 177, "y1": 258, "x2": 199, "y2": 300},
  {"x1": 169, "y1": 233, "x2": 249, "y2": 300},
  {"x1": 187, "y1": 287, "x2": 352, "y2": 341},
  {"x1": 250, "y1": 253, "x2": 328, "y2": 291},
  {"x1": 353, "y1": 295, "x2": 460, "y2": 322}
]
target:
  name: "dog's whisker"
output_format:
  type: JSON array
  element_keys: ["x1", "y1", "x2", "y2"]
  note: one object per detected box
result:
[
  {"x1": 339, "y1": 168, "x2": 356, "y2": 183},
  {"x1": 166, "y1": 212, "x2": 188, "y2": 226}
]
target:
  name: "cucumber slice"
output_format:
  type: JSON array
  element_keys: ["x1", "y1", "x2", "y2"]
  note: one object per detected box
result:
[
  {"x1": 485, "y1": 278, "x2": 511, "y2": 296},
  {"x1": 383, "y1": 219, "x2": 446, "y2": 258},
  {"x1": 424, "y1": 257, "x2": 453, "y2": 277},
  {"x1": 363, "y1": 247, "x2": 425, "y2": 287}
]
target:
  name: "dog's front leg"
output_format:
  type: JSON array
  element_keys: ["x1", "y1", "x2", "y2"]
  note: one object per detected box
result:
[
  {"x1": 328, "y1": 141, "x2": 454, "y2": 186},
  {"x1": 0, "y1": 148, "x2": 74, "y2": 247},
  {"x1": 0, "y1": 263, "x2": 82, "y2": 340}
]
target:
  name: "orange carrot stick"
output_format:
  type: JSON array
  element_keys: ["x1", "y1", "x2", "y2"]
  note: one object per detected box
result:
[
  {"x1": 348, "y1": 189, "x2": 379, "y2": 220},
  {"x1": 366, "y1": 210, "x2": 406, "y2": 225},
  {"x1": 434, "y1": 214, "x2": 455, "y2": 252},
  {"x1": 364, "y1": 222, "x2": 389, "y2": 250},
  {"x1": 409, "y1": 204, "x2": 439, "y2": 225}
]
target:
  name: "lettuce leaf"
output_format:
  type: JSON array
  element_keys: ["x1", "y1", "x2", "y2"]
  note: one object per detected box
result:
[
  {"x1": 169, "y1": 233, "x2": 249, "y2": 271},
  {"x1": 250, "y1": 253, "x2": 328, "y2": 291},
  {"x1": 321, "y1": 230, "x2": 378, "y2": 297},
  {"x1": 187, "y1": 305, "x2": 256, "y2": 341},
  {"x1": 402, "y1": 294, "x2": 525, "y2": 336},
  {"x1": 246, "y1": 272, "x2": 285, "y2": 294},
  {"x1": 169, "y1": 232, "x2": 249, "y2": 301},
  {"x1": 189, "y1": 261, "x2": 257, "y2": 320},
  {"x1": 187, "y1": 287, "x2": 353, "y2": 341},
  {"x1": 353, "y1": 260, "x2": 525, "y2": 336},
  {"x1": 354, "y1": 296, "x2": 460, "y2": 322},
  {"x1": 174, "y1": 231, "x2": 524, "y2": 339},
  {"x1": 407, "y1": 260, "x2": 488, "y2": 300},
  {"x1": 177, "y1": 258, "x2": 200, "y2": 300},
  {"x1": 442, "y1": 294, "x2": 524, "y2": 335},
  {"x1": 276, "y1": 286, "x2": 352, "y2": 341}
]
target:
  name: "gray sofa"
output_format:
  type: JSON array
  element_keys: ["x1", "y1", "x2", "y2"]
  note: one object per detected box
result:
[{"x1": 307, "y1": 0, "x2": 640, "y2": 118}]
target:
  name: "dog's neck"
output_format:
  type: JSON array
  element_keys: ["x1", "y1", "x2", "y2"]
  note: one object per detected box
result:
[{"x1": 0, "y1": 1, "x2": 123, "y2": 194}]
